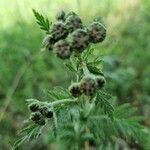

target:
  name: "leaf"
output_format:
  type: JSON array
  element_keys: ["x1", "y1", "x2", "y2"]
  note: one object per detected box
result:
[
  {"x1": 65, "y1": 56, "x2": 78, "y2": 73},
  {"x1": 88, "y1": 60, "x2": 102, "y2": 66},
  {"x1": 82, "y1": 46, "x2": 94, "y2": 60},
  {"x1": 65, "y1": 63, "x2": 76, "y2": 72},
  {"x1": 96, "y1": 91, "x2": 114, "y2": 119},
  {"x1": 114, "y1": 103, "x2": 137, "y2": 119},
  {"x1": 12, "y1": 136, "x2": 28, "y2": 150},
  {"x1": 87, "y1": 63, "x2": 104, "y2": 76},
  {"x1": 47, "y1": 87, "x2": 71, "y2": 100},
  {"x1": 33, "y1": 9, "x2": 51, "y2": 33},
  {"x1": 13, "y1": 124, "x2": 42, "y2": 149},
  {"x1": 20, "y1": 124, "x2": 37, "y2": 134}
]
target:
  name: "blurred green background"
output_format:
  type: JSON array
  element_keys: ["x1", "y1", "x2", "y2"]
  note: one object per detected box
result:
[{"x1": 0, "y1": 0, "x2": 149, "y2": 149}]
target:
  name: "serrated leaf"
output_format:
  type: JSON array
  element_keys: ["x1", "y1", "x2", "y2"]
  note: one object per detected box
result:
[
  {"x1": 33, "y1": 9, "x2": 51, "y2": 33},
  {"x1": 87, "y1": 64, "x2": 104, "y2": 76},
  {"x1": 13, "y1": 124, "x2": 42, "y2": 149},
  {"x1": 47, "y1": 87, "x2": 71, "y2": 100},
  {"x1": 82, "y1": 47, "x2": 94, "y2": 60},
  {"x1": 96, "y1": 91, "x2": 114, "y2": 119},
  {"x1": 65, "y1": 56, "x2": 78, "y2": 73},
  {"x1": 114, "y1": 103, "x2": 138, "y2": 119},
  {"x1": 13, "y1": 136, "x2": 28, "y2": 150},
  {"x1": 65, "y1": 63, "x2": 77, "y2": 72},
  {"x1": 88, "y1": 59, "x2": 102, "y2": 66},
  {"x1": 20, "y1": 124, "x2": 37, "y2": 134}
]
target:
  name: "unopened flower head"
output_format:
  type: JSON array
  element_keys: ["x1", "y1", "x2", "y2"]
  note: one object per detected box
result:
[{"x1": 53, "y1": 40, "x2": 72, "y2": 59}]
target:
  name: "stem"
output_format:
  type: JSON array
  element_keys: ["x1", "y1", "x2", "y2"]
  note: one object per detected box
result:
[
  {"x1": 47, "y1": 99, "x2": 78, "y2": 107},
  {"x1": 83, "y1": 96, "x2": 90, "y2": 150},
  {"x1": 85, "y1": 127, "x2": 90, "y2": 150},
  {"x1": 76, "y1": 74, "x2": 79, "y2": 82},
  {"x1": 82, "y1": 62, "x2": 90, "y2": 75},
  {"x1": 53, "y1": 111, "x2": 58, "y2": 137},
  {"x1": 76, "y1": 54, "x2": 82, "y2": 82},
  {"x1": 74, "y1": 121, "x2": 80, "y2": 150}
]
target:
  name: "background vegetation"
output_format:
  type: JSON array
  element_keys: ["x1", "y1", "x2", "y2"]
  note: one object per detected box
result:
[{"x1": 0, "y1": 0, "x2": 149, "y2": 149}]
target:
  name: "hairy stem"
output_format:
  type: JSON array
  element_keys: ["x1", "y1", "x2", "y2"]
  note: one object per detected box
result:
[
  {"x1": 82, "y1": 62, "x2": 90, "y2": 75},
  {"x1": 85, "y1": 127, "x2": 90, "y2": 150},
  {"x1": 47, "y1": 98, "x2": 78, "y2": 107},
  {"x1": 84, "y1": 96, "x2": 90, "y2": 150}
]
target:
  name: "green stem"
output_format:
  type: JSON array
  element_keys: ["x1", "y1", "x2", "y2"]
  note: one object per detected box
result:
[
  {"x1": 47, "y1": 99, "x2": 78, "y2": 107},
  {"x1": 82, "y1": 62, "x2": 90, "y2": 75},
  {"x1": 51, "y1": 110, "x2": 58, "y2": 137},
  {"x1": 76, "y1": 74, "x2": 79, "y2": 82},
  {"x1": 76, "y1": 54, "x2": 82, "y2": 82}
]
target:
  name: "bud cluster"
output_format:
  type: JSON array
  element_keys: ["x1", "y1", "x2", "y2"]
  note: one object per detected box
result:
[
  {"x1": 28, "y1": 103, "x2": 53, "y2": 126},
  {"x1": 43, "y1": 11, "x2": 106, "y2": 59},
  {"x1": 69, "y1": 75, "x2": 106, "y2": 97}
]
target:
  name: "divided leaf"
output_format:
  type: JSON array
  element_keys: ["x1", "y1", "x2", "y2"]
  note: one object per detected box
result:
[
  {"x1": 33, "y1": 9, "x2": 51, "y2": 33},
  {"x1": 65, "y1": 56, "x2": 79, "y2": 73},
  {"x1": 13, "y1": 124, "x2": 43, "y2": 149},
  {"x1": 82, "y1": 47, "x2": 94, "y2": 60},
  {"x1": 13, "y1": 136, "x2": 28, "y2": 150},
  {"x1": 87, "y1": 63, "x2": 104, "y2": 76},
  {"x1": 114, "y1": 103, "x2": 137, "y2": 119},
  {"x1": 47, "y1": 87, "x2": 71, "y2": 100},
  {"x1": 96, "y1": 91, "x2": 114, "y2": 119}
]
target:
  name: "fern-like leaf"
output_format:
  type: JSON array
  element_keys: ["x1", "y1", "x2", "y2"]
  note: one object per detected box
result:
[
  {"x1": 33, "y1": 9, "x2": 51, "y2": 33},
  {"x1": 13, "y1": 124, "x2": 43, "y2": 149},
  {"x1": 96, "y1": 91, "x2": 114, "y2": 119}
]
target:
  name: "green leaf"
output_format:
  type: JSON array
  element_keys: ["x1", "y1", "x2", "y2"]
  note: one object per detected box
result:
[
  {"x1": 88, "y1": 59, "x2": 103, "y2": 66},
  {"x1": 82, "y1": 46, "x2": 94, "y2": 60},
  {"x1": 65, "y1": 56, "x2": 78, "y2": 73},
  {"x1": 96, "y1": 91, "x2": 114, "y2": 119},
  {"x1": 13, "y1": 124, "x2": 42, "y2": 149},
  {"x1": 87, "y1": 63, "x2": 104, "y2": 76},
  {"x1": 114, "y1": 103, "x2": 137, "y2": 119},
  {"x1": 47, "y1": 87, "x2": 71, "y2": 100},
  {"x1": 33, "y1": 9, "x2": 51, "y2": 33},
  {"x1": 20, "y1": 124, "x2": 37, "y2": 134},
  {"x1": 65, "y1": 63, "x2": 77, "y2": 72},
  {"x1": 13, "y1": 136, "x2": 28, "y2": 150}
]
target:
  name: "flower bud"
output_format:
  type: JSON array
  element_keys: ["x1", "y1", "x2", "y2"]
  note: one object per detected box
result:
[
  {"x1": 96, "y1": 76, "x2": 106, "y2": 89},
  {"x1": 28, "y1": 103, "x2": 39, "y2": 112},
  {"x1": 88, "y1": 22, "x2": 106, "y2": 43},
  {"x1": 53, "y1": 40, "x2": 72, "y2": 59},
  {"x1": 65, "y1": 14, "x2": 83, "y2": 33},
  {"x1": 43, "y1": 35, "x2": 55, "y2": 51},
  {"x1": 80, "y1": 75, "x2": 97, "y2": 96},
  {"x1": 30, "y1": 112, "x2": 42, "y2": 122},
  {"x1": 36, "y1": 118, "x2": 46, "y2": 126},
  {"x1": 50, "y1": 22, "x2": 68, "y2": 40},
  {"x1": 69, "y1": 83, "x2": 82, "y2": 97},
  {"x1": 56, "y1": 10, "x2": 66, "y2": 21},
  {"x1": 30, "y1": 112, "x2": 46, "y2": 125},
  {"x1": 70, "y1": 29, "x2": 89, "y2": 53},
  {"x1": 40, "y1": 106, "x2": 53, "y2": 118}
]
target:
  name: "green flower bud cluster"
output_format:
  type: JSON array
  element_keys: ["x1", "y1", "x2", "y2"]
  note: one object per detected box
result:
[
  {"x1": 69, "y1": 75, "x2": 106, "y2": 97},
  {"x1": 28, "y1": 103, "x2": 53, "y2": 126},
  {"x1": 43, "y1": 11, "x2": 106, "y2": 59}
]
